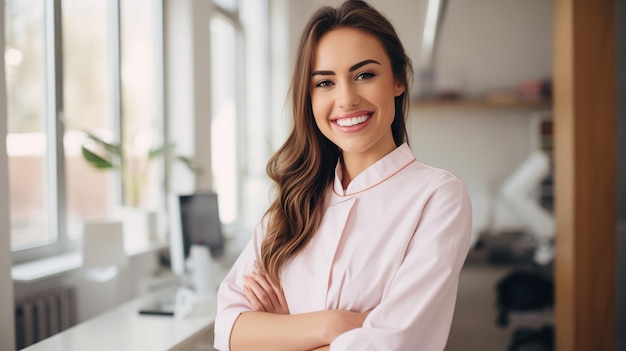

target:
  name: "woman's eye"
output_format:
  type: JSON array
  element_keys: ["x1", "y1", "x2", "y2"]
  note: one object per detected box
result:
[
  {"x1": 315, "y1": 80, "x2": 333, "y2": 88},
  {"x1": 356, "y1": 72, "x2": 375, "y2": 80}
]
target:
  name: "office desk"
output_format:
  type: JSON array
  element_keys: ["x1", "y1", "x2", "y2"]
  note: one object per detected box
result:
[{"x1": 22, "y1": 287, "x2": 217, "y2": 351}]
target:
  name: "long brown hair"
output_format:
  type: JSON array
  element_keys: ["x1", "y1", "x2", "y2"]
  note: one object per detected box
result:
[{"x1": 261, "y1": 0, "x2": 414, "y2": 285}]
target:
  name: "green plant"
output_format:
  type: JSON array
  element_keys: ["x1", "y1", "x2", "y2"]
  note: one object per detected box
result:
[{"x1": 81, "y1": 130, "x2": 201, "y2": 207}]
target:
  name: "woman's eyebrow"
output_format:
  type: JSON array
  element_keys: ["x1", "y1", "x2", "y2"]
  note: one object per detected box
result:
[
  {"x1": 311, "y1": 69, "x2": 334, "y2": 77},
  {"x1": 349, "y1": 59, "x2": 380, "y2": 72},
  {"x1": 311, "y1": 59, "x2": 381, "y2": 77}
]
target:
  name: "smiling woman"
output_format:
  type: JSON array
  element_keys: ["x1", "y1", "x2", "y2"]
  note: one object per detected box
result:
[
  {"x1": 311, "y1": 28, "x2": 405, "y2": 186},
  {"x1": 213, "y1": 1, "x2": 472, "y2": 350}
]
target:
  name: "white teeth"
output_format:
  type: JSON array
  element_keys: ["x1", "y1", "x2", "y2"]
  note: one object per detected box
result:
[{"x1": 336, "y1": 115, "x2": 369, "y2": 127}]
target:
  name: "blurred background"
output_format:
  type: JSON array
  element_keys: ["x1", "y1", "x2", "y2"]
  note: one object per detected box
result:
[{"x1": 1, "y1": 0, "x2": 623, "y2": 350}]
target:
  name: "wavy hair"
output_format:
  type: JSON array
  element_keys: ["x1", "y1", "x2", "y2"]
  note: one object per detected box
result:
[{"x1": 261, "y1": 0, "x2": 414, "y2": 285}]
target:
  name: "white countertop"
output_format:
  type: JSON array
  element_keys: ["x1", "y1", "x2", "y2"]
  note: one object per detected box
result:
[{"x1": 22, "y1": 287, "x2": 217, "y2": 351}]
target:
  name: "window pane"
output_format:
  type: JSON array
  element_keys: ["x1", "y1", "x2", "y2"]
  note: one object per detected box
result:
[
  {"x1": 5, "y1": 0, "x2": 51, "y2": 250},
  {"x1": 62, "y1": 0, "x2": 112, "y2": 238},
  {"x1": 121, "y1": 0, "x2": 162, "y2": 208},
  {"x1": 241, "y1": 0, "x2": 271, "y2": 227},
  {"x1": 210, "y1": 16, "x2": 238, "y2": 224}
]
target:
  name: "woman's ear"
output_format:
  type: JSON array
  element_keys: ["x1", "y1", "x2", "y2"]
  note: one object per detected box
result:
[{"x1": 394, "y1": 80, "x2": 405, "y2": 97}]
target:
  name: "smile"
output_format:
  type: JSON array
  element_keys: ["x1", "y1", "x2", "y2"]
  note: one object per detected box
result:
[{"x1": 334, "y1": 114, "x2": 371, "y2": 127}]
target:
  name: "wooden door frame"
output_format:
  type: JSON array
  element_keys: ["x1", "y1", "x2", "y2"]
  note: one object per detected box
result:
[{"x1": 554, "y1": 0, "x2": 616, "y2": 349}]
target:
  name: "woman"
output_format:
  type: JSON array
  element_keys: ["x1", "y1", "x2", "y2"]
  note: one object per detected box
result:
[{"x1": 214, "y1": 1, "x2": 472, "y2": 350}]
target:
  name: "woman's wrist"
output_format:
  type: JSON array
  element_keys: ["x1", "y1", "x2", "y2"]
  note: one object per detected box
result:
[
  {"x1": 315, "y1": 309, "x2": 368, "y2": 344},
  {"x1": 307, "y1": 310, "x2": 336, "y2": 345}
]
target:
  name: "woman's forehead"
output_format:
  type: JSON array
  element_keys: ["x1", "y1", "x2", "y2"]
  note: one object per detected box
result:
[{"x1": 312, "y1": 27, "x2": 390, "y2": 71}]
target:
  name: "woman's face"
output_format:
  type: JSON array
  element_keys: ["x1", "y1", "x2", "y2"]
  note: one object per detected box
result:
[{"x1": 310, "y1": 27, "x2": 404, "y2": 160}]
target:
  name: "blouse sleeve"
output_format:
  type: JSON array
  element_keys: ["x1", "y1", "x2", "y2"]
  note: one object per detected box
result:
[
  {"x1": 213, "y1": 220, "x2": 266, "y2": 351},
  {"x1": 330, "y1": 175, "x2": 472, "y2": 351}
]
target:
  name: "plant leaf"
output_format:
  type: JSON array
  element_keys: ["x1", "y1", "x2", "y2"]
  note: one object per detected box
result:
[
  {"x1": 81, "y1": 146, "x2": 114, "y2": 169},
  {"x1": 82, "y1": 130, "x2": 122, "y2": 157},
  {"x1": 176, "y1": 155, "x2": 203, "y2": 175},
  {"x1": 148, "y1": 143, "x2": 175, "y2": 160}
]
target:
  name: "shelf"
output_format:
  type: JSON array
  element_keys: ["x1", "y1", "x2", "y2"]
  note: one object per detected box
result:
[{"x1": 410, "y1": 98, "x2": 552, "y2": 111}]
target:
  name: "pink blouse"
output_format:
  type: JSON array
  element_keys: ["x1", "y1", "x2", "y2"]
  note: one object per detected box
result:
[{"x1": 214, "y1": 143, "x2": 472, "y2": 350}]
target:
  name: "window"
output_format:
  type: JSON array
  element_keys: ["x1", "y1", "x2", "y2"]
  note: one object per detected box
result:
[
  {"x1": 62, "y1": 0, "x2": 113, "y2": 240},
  {"x1": 6, "y1": 0, "x2": 163, "y2": 258},
  {"x1": 209, "y1": 0, "x2": 273, "y2": 228},
  {"x1": 5, "y1": 0, "x2": 48, "y2": 250},
  {"x1": 210, "y1": 14, "x2": 240, "y2": 224},
  {"x1": 120, "y1": 0, "x2": 163, "y2": 206},
  {"x1": 7, "y1": 0, "x2": 273, "y2": 258},
  {"x1": 240, "y1": 0, "x2": 272, "y2": 227}
]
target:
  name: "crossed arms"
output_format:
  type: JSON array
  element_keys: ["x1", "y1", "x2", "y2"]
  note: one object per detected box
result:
[{"x1": 229, "y1": 271, "x2": 368, "y2": 351}]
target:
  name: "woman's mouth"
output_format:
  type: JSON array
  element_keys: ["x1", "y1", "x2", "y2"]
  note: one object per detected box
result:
[{"x1": 334, "y1": 114, "x2": 371, "y2": 127}]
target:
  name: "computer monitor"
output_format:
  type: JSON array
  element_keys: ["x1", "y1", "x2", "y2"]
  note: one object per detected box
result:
[{"x1": 168, "y1": 192, "x2": 225, "y2": 276}]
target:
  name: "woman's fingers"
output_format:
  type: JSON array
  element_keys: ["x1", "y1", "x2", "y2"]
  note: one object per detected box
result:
[
  {"x1": 254, "y1": 272, "x2": 290, "y2": 314},
  {"x1": 242, "y1": 272, "x2": 290, "y2": 314},
  {"x1": 269, "y1": 279, "x2": 290, "y2": 314},
  {"x1": 242, "y1": 284, "x2": 265, "y2": 312},
  {"x1": 243, "y1": 274, "x2": 278, "y2": 312},
  {"x1": 251, "y1": 273, "x2": 281, "y2": 311}
]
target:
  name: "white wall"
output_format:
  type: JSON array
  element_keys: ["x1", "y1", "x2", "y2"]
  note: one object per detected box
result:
[
  {"x1": 435, "y1": 0, "x2": 552, "y2": 97},
  {"x1": 408, "y1": 108, "x2": 548, "y2": 238},
  {"x1": 0, "y1": 1, "x2": 17, "y2": 348},
  {"x1": 283, "y1": 0, "x2": 553, "y2": 240}
]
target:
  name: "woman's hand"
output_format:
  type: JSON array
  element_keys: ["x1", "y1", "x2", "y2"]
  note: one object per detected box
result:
[{"x1": 243, "y1": 271, "x2": 290, "y2": 314}]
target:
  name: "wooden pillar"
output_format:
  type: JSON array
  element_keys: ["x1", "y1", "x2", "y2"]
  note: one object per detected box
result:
[{"x1": 554, "y1": 0, "x2": 616, "y2": 350}]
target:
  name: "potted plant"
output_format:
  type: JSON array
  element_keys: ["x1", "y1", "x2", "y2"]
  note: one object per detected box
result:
[{"x1": 80, "y1": 130, "x2": 201, "y2": 244}]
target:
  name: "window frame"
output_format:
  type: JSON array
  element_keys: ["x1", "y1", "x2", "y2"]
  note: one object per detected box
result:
[{"x1": 11, "y1": 0, "x2": 70, "y2": 263}]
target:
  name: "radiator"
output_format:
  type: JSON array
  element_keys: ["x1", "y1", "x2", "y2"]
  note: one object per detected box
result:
[{"x1": 15, "y1": 287, "x2": 77, "y2": 350}]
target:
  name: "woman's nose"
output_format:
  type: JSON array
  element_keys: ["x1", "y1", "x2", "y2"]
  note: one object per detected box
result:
[{"x1": 337, "y1": 83, "x2": 360, "y2": 108}]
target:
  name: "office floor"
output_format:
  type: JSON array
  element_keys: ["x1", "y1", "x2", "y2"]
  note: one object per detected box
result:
[
  {"x1": 446, "y1": 233, "x2": 554, "y2": 351},
  {"x1": 446, "y1": 259, "x2": 512, "y2": 350}
]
